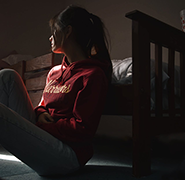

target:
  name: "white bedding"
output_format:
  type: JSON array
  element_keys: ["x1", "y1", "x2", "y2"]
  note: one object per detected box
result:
[
  {"x1": 112, "y1": 57, "x2": 133, "y2": 84},
  {"x1": 111, "y1": 57, "x2": 180, "y2": 109}
]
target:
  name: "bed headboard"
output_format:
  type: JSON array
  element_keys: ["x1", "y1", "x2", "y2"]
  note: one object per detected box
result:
[
  {"x1": 126, "y1": 10, "x2": 185, "y2": 177},
  {"x1": 126, "y1": 10, "x2": 185, "y2": 123}
]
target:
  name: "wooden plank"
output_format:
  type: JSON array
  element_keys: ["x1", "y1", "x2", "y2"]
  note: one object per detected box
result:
[
  {"x1": 125, "y1": 10, "x2": 185, "y2": 52},
  {"x1": 155, "y1": 44, "x2": 163, "y2": 117},
  {"x1": 24, "y1": 69, "x2": 49, "y2": 80},
  {"x1": 180, "y1": 52, "x2": 185, "y2": 117},
  {"x1": 26, "y1": 53, "x2": 53, "y2": 72},
  {"x1": 26, "y1": 76, "x2": 46, "y2": 91},
  {"x1": 28, "y1": 90, "x2": 43, "y2": 107},
  {"x1": 168, "y1": 49, "x2": 175, "y2": 117}
]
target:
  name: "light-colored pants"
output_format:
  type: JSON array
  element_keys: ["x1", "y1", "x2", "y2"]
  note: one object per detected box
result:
[{"x1": 0, "y1": 69, "x2": 80, "y2": 176}]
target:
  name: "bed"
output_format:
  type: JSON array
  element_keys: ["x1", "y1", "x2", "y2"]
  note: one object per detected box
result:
[
  {"x1": 6, "y1": 10, "x2": 185, "y2": 178},
  {"x1": 103, "y1": 10, "x2": 185, "y2": 177}
]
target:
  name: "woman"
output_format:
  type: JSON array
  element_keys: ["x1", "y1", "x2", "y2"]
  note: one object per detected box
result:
[{"x1": 0, "y1": 5, "x2": 112, "y2": 176}]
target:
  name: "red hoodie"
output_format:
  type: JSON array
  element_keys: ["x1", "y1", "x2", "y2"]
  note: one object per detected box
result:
[{"x1": 34, "y1": 56, "x2": 109, "y2": 165}]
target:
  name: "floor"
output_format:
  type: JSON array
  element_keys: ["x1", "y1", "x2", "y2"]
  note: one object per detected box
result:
[{"x1": 0, "y1": 136, "x2": 185, "y2": 180}]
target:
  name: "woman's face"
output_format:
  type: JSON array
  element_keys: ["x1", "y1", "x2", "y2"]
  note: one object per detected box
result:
[{"x1": 49, "y1": 29, "x2": 63, "y2": 54}]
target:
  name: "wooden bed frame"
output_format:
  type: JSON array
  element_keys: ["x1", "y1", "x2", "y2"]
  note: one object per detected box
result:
[
  {"x1": 126, "y1": 10, "x2": 185, "y2": 177},
  {"x1": 10, "y1": 10, "x2": 185, "y2": 178},
  {"x1": 104, "y1": 10, "x2": 185, "y2": 177}
]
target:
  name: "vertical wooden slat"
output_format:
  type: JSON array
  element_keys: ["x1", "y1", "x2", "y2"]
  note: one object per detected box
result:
[
  {"x1": 168, "y1": 49, "x2": 175, "y2": 117},
  {"x1": 180, "y1": 52, "x2": 185, "y2": 117},
  {"x1": 155, "y1": 44, "x2": 163, "y2": 117},
  {"x1": 132, "y1": 20, "x2": 151, "y2": 177}
]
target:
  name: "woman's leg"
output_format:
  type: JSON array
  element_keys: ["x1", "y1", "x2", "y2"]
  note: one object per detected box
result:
[
  {"x1": 0, "y1": 69, "x2": 35, "y2": 122},
  {"x1": 0, "y1": 103, "x2": 80, "y2": 175},
  {"x1": 0, "y1": 69, "x2": 80, "y2": 175}
]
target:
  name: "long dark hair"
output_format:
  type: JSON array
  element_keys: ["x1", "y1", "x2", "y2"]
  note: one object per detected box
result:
[{"x1": 49, "y1": 5, "x2": 112, "y2": 81}]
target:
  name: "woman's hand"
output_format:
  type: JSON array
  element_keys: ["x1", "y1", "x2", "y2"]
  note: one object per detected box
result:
[{"x1": 37, "y1": 112, "x2": 54, "y2": 124}]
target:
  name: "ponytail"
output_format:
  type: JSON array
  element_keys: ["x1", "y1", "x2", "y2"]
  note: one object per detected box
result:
[
  {"x1": 88, "y1": 13, "x2": 112, "y2": 82},
  {"x1": 50, "y1": 5, "x2": 112, "y2": 82}
]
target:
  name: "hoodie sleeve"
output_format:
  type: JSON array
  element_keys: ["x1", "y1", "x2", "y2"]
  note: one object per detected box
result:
[
  {"x1": 34, "y1": 67, "x2": 54, "y2": 118},
  {"x1": 36, "y1": 70, "x2": 108, "y2": 143}
]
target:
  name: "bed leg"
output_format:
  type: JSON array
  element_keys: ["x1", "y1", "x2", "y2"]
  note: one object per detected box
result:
[{"x1": 132, "y1": 119, "x2": 151, "y2": 177}]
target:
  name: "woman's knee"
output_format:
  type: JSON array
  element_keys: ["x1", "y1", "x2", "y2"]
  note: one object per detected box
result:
[
  {"x1": 0, "y1": 69, "x2": 25, "y2": 95},
  {"x1": 0, "y1": 68, "x2": 19, "y2": 78},
  {"x1": 0, "y1": 69, "x2": 22, "y2": 83}
]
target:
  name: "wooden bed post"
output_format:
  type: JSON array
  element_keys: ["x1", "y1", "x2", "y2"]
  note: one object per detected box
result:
[
  {"x1": 126, "y1": 10, "x2": 152, "y2": 177},
  {"x1": 131, "y1": 20, "x2": 151, "y2": 177}
]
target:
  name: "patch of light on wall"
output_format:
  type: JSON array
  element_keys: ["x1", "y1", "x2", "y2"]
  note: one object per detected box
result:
[{"x1": 0, "y1": 154, "x2": 21, "y2": 162}]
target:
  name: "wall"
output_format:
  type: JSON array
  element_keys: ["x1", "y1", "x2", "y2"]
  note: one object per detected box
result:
[
  {"x1": 1, "y1": 0, "x2": 184, "y2": 59},
  {"x1": 0, "y1": 0, "x2": 66, "y2": 58},
  {"x1": 63, "y1": 0, "x2": 184, "y2": 59}
]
